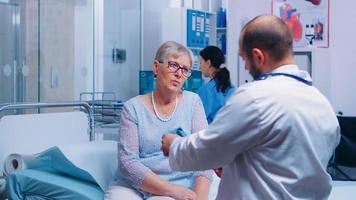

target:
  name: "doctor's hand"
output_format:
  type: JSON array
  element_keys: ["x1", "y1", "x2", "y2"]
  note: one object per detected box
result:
[{"x1": 161, "y1": 133, "x2": 179, "y2": 156}]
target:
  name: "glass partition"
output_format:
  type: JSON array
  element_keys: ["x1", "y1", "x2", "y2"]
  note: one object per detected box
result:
[
  {"x1": 0, "y1": 0, "x2": 95, "y2": 108},
  {"x1": 37, "y1": 0, "x2": 95, "y2": 103},
  {"x1": 0, "y1": 0, "x2": 141, "y2": 130},
  {"x1": 0, "y1": 2, "x2": 21, "y2": 104}
]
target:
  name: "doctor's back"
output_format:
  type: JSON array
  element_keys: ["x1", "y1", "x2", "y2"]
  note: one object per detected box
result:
[
  {"x1": 211, "y1": 15, "x2": 340, "y2": 200},
  {"x1": 166, "y1": 15, "x2": 340, "y2": 200}
]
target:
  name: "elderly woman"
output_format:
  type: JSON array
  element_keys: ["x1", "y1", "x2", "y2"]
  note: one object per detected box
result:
[{"x1": 105, "y1": 41, "x2": 212, "y2": 200}]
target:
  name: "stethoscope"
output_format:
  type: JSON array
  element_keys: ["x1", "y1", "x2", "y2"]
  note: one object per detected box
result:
[{"x1": 255, "y1": 73, "x2": 313, "y2": 86}]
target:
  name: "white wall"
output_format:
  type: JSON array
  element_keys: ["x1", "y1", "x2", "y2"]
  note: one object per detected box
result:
[
  {"x1": 142, "y1": 0, "x2": 170, "y2": 70},
  {"x1": 226, "y1": 0, "x2": 271, "y2": 86},
  {"x1": 329, "y1": 0, "x2": 356, "y2": 116},
  {"x1": 74, "y1": 1, "x2": 94, "y2": 100},
  {"x1": 227, "y1": 0, "x2": 356, "y2": 115}
]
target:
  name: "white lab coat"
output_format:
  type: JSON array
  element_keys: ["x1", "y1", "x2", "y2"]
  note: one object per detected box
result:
[{"x1": 169, "y1": 65, "x2": 340, "y2": 200}]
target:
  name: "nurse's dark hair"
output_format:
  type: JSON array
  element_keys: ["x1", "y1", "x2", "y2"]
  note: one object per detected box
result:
[
  {"x1": 199, "y1": 46, "x2": 232, "y2": 93},
  {"x1": 240, "y1": 15, "x2": 293, "y2": 62},
  {"x1": 155, "y1": 41, "x2": 194, "y2": 67}
]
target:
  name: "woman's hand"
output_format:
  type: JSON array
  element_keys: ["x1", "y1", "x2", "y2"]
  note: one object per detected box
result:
[
  {"x1": 168, "y1": 184, "x2": 197, "y2": 200},
  {"x1": 193, "y1": 176, "x2": 210, "y2": 200}
]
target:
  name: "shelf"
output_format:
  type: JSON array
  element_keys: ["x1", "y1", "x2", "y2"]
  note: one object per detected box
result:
[{"x1": 216, "y1": 27, "x2": 227, "y2": 31}]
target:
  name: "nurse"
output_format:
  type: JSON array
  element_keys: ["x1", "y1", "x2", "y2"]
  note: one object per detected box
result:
[{"x1": 197, "y1": 46, "x2": 235, "y2": 124}]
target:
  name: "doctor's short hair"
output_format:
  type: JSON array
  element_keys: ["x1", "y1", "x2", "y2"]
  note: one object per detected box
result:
[
  {"x1": 240, "y1": 15, "x2": 293, "y2": 62},
  {"x1": 155, "y1": 41, "x2": 194, "y2": 68}
]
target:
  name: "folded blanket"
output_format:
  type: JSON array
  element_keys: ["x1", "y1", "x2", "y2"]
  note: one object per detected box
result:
[
  {"x1": 175, "y1": 127, "x2": 188, "y2": 137},
  {"x1": 54, "y1": 140, "x2": 119, "y2": 191},
  {"x1": 3, "y1": 141, "x2": 118, "y2": 192},
  {"x1": 0, "y1": 176, "x2": 5, "y2": 200}
]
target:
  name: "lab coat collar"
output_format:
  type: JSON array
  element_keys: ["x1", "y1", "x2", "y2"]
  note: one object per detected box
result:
[{"x1": 271, "y1": 64, "x2": 312, "y2": 82}]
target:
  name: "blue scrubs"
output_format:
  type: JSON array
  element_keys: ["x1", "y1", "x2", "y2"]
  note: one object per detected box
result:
[{"x1": 197, "y1": 79, "x2": 236, "y2": 124}]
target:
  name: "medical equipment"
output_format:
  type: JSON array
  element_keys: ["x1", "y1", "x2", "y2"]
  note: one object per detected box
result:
[{"x1": 161, "y1": 8, "x2": 216, "y2": 71}]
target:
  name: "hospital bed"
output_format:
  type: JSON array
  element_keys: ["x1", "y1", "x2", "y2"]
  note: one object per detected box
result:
[
  {"x1": 1, "y1": 102, "x2": 353, "y2": 200},
  {"x1": 0, "y1": 102, "x2": 219, "y2": 200}
]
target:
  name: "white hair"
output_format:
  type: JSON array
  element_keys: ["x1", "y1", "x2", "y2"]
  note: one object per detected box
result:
[{"x1": 155, "y1": 41, "x2": 194, "y2": 67}]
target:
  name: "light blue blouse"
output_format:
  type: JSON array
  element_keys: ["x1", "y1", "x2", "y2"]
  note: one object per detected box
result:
[
  {"x1": 118, "y1": 91, "x2": 211, "y2": 197},
  {"x1": 197, "y1": 79, "x2": 236, "y2": 124}
]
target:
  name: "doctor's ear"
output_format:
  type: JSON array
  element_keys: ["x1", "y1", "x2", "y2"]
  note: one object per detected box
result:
[{"x1": 251, "y1": 48, "x2": 265, "y2": 66}]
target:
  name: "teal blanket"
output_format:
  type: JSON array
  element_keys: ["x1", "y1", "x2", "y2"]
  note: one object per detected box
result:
[{"x1": 5, "y1": 141, "x2": 118, "y2": 199}]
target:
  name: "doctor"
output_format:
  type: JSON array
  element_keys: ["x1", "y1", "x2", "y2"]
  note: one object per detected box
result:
[{"x1": 161, "y1": 15, "x2": 340, "y2": 200}]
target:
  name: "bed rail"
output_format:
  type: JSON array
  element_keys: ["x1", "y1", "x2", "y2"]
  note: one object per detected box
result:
[{"x1": 0, "y1": 102, "x2": 94, "y2": 141}]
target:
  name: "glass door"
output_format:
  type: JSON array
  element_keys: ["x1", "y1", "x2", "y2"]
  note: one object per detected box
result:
[{"x1": 0, "y1": 2, "x2": 22, "y2": 104}]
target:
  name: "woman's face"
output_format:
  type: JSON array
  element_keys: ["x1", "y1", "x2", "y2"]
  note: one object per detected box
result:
[
  {"x1": 154, "y1": 55, "x2": 191, "y2": 93},
  {"x1": 199, "y1": 56, "x2": 210, "y2": 78}
]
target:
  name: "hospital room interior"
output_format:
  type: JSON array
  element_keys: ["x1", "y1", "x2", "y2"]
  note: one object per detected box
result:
[{"x1": 0, "y1": 0, "x2": 355, "y2": 199}]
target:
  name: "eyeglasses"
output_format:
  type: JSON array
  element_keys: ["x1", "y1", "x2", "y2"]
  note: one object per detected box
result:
[{"x1": 158, "y1": 60, "x2": 192, "y2": 77}]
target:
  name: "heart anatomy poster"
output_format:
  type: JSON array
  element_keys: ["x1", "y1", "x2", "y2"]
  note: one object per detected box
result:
[{"x1": 272, "y1": 0, "x2": 329, "y2": 47}]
